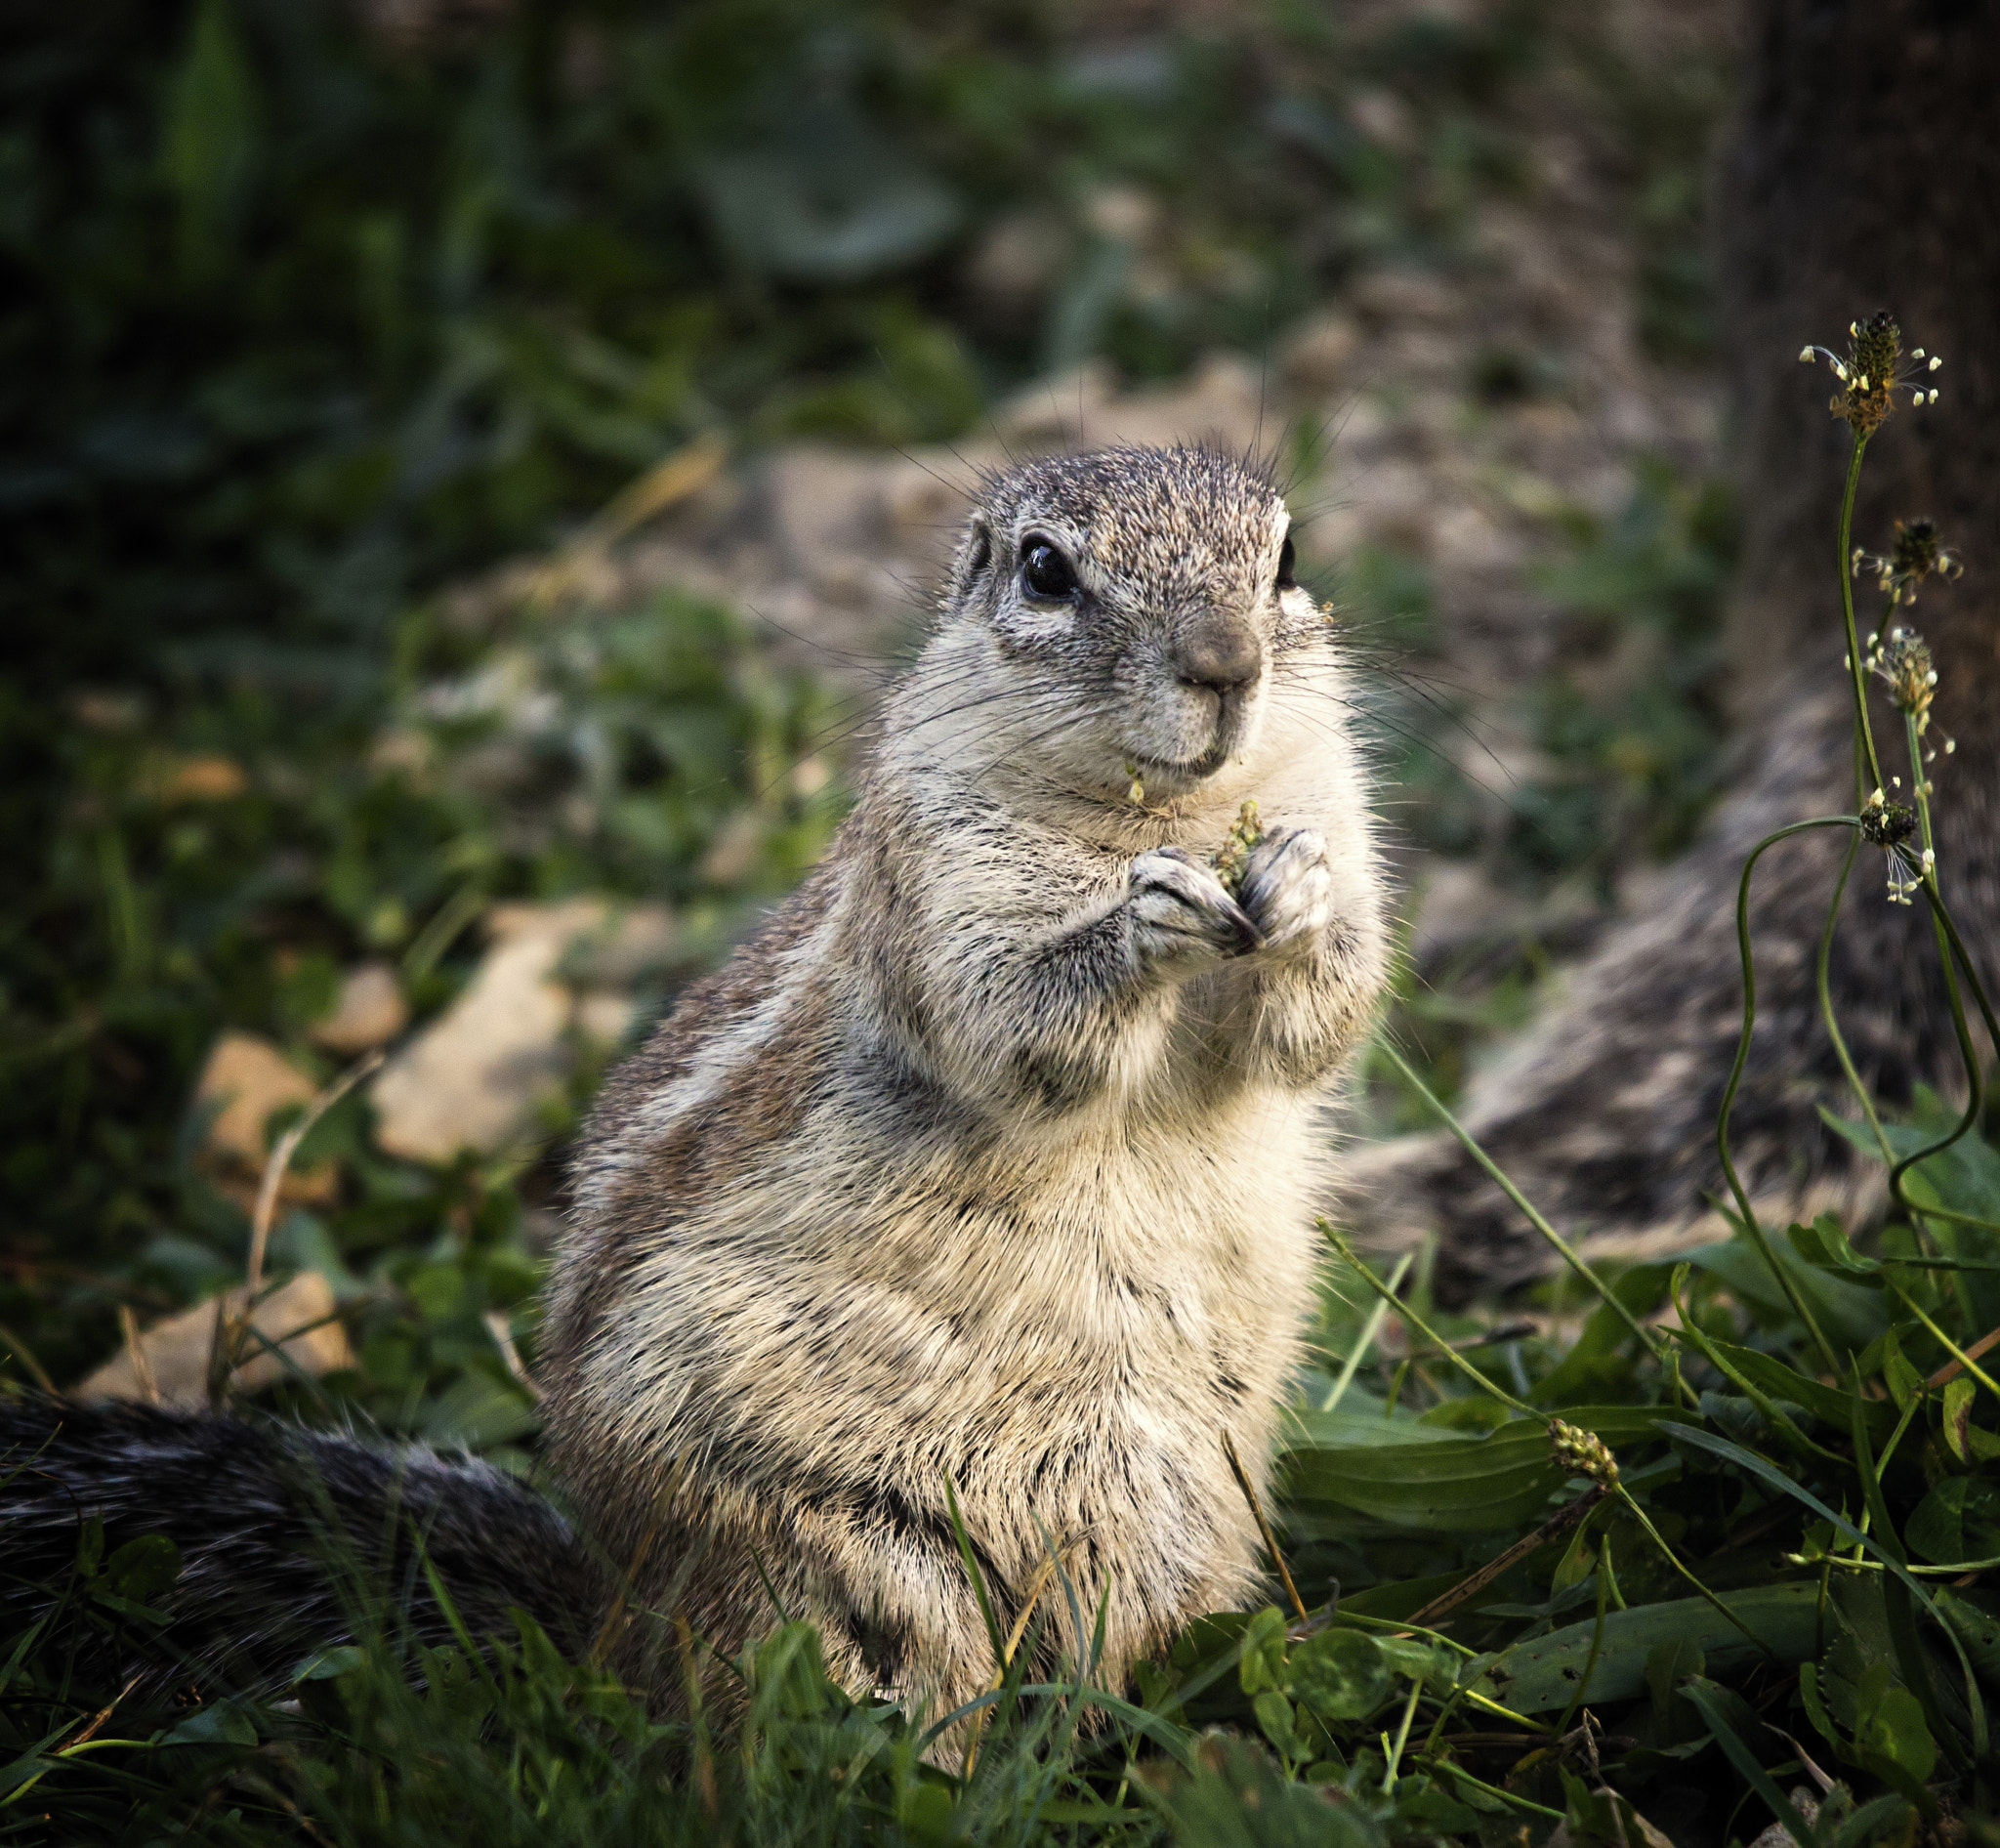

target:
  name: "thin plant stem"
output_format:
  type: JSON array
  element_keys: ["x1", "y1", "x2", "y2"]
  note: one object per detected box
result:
[
  {"x1": 1221, "y1": 1431, "x2": 1311, "y2": 1625},
  {"x1": 1403, "y1": 1485, "x2": 1609, "y2": 1629},
  {"x1": 1878, "y1": 879, "x2": 2000, "y2": 1234},
  {"x1": 1322, "y1": 1228, "x2": 1535, "y2": 1418},
  {"x1": 246, "y1": 1048, "x2": 385, "y2": 1295},
  {"x1": 1613, "y1": 1485, "x2": 1782, "y2": 1666},
  {"x1": 1888, "y1": 1277, "x2": 2000, "y2": 1401},
  {"x1": 1555, "y1": 1537, "x2": 1612, "y2": 1738},
  {"x1": 1835, "y1": 432, "x2": 1885, "y2": 800},
  {"x1": 1382, "y1": 1677, "x2": 1424, "y2": 1792},
  {"x1": 1716, "y1": 818, "x2": 1853, "y2": 1377},
  {"x1": 1321, "y1": 1250, "x2": 1413, "y2": 1411},
  {"x1": 1366, "y1": 1043, "x2": 1670, "y2": 1369},
  {"x1": 1816, "y1": 828, "x2": 1896, "y2": 1163}
]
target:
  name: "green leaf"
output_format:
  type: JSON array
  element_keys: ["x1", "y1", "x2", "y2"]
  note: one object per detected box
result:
[
  {"x1": 1681, "y1": 1676, "x2": 1816, "y2": 1848},
  {"x1": 1531, "y1": 1265, "x2": 1673, "y2": 1405},
  {"x1": 1935, "y1": 1591, "x2": 2000, "y2": 1692},
  {"x1": 1252, "y1": 1689, "x2": 1303, "y2": 1759},
  {"x1": 1942, "y1": 1376, "x2": 1977, "y2": 1464},
  {"x1": 292, "y1": 1644, "x2": 368, "y2": 1684},
  {"x1": 1646, "y1": 1637, "x2": 1703, "y2": 1735},
  {"x1": 1788, "y1": 1213, "x2": 1882, "y2": 1282},
  {"x1": 1487, "y1": 1583, "x2": 1821, "y2": 1714},
  {"x1": 1150, "y1": 1735, "x2": 1385, "y2": 1848},
  {"x1": 99, "y1": 1533, "x2": 181, "y2": 1605},
  {"x1": 1684, "y1": 1238, "x2": 1886, "y2": 1349},
  {"x1": 1281, "y1": 1407, "x2": 1465, "y2": 1449},
  {"x1": 1881, "y1": 1327, "x2": 1926, "y2": 1410},
  {"x1": 1279, "y1": 1408, "x2": 1677, "y2": 1532},
  {"x1": 1238, "y1": 1606, "x2": 1289, "y2": 1696},
  {"x1": 1799, "y1": 1661, "x2": 1842, "y2": 1753},
  {"x1": 1703, "y1": 1337, "x2": 1896, "y2": 1439},
  {"x1": 1908, "y1": 1479, "x2": 2000, "y2": 1566},
  {"x1": 1856, "y1": 1682, "x2": 1937, "y2": 1785},
  {"x1": 1288, "y1": 1630, "x2": 1394, "y2": 1721},
  {"x1": 161, "y1": 0, "x2": 261, "y2": 270},
  {"x1": 161, "y1": 1701, "x2": 258, "y2": 1748}
]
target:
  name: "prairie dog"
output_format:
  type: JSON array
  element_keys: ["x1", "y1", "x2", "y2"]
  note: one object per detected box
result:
[
  {"x1": 544, "y1": 442, "x2": 1389, "y2": 1717},
  {"x1": 0, "y1": 443, "x2": 1388, "y2": 1725}
]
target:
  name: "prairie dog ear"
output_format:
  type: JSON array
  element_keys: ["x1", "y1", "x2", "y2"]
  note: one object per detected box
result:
[{"x1": 955, "y1": 517, "x2": 994, "y2": 592}]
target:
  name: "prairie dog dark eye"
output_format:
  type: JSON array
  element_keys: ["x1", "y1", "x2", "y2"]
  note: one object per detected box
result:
[
  {"x1": 1275, "y1": 534, "x2": 1297, "y2": 590},
  {"x1": 1020, "y1": 540, "x2": 1078, "y2": 601}
]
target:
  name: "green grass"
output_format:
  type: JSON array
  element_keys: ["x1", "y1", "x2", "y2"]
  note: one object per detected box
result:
[{"x1": 23, "y1": 7, "x2": 1996, "y2": 1845}]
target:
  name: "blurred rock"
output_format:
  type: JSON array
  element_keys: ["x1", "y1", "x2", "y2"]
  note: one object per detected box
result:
[
  {"x1": 371, "y1": 902, "x2": 601, "y2": 1163},
  {"x1": 76, "y1": 1271, "x2": 353, "y2": 1410},
  {"x1": 1351, "y1": 266, "x2": 1459, "y2": 329},
  {"x1": 194, "y1": 1032, "x2": 337, "y2": 1205},
  {"x1": 1280, "y1": 312, "x2": 1360, "y2": 397},
  {"x1": 558, "y1": 903, "x2": 678, "y2": 987},
  {"x1": 576, "y1": 990, "x2": 641, "y2": 1051},
  {"x1": 146, "y1": 754, "x2": 249, "y2": 803},
  {"x1": 964, "y1": 207, "x2": 1068, "y2": 308},
  {"x1": 370, "y1": 899, "x2": 675, "y2": 1163},
  {"x1": 309, "y1": 961, "x2": 408, "y2": 1055}
]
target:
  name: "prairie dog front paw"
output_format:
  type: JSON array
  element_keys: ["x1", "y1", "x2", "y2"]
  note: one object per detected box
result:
[
  {"x1": 1236, "y1": 827, "x2": 1335, "y2": 956},
  {"x1": 1128, "y1": 847, "x2": 1262, "y2": 971}
]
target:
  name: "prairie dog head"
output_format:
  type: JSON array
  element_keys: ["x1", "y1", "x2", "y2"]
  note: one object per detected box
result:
[{"x1": 911, "y1": 444, "x2": 1322, "y2": 806}]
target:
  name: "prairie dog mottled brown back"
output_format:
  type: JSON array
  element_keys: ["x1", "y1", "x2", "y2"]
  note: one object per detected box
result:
[{"x1": 543, "y1": 442, "x2": 1389, "y2": 1718}]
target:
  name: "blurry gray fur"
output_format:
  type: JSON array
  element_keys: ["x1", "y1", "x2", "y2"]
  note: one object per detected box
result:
[
  {"x1": 0, "y1": 1396, "x2": 605, "y2": 1693},
  {"x1": 1346, "y1": 0, "x2": 2000, "y2": 1296}
]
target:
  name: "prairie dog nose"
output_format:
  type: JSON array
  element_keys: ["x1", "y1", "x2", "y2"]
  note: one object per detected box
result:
[{"x1": 1169, "y1": 614, "x2": 1262, "y2": 694}]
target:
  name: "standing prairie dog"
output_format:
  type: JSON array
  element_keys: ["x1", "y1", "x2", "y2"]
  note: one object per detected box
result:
[
  {"x1": 0, "y1": 443, "x2": 1388, "y2": 1726},
  {"x1": 546, "y1": 442, "x2": 1389, "y2": 1717}
]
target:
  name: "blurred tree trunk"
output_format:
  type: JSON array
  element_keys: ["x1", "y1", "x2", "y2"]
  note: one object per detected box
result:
[
  {"x1": 1352, "y1": 0, "x2": 2000, "y2": 1293},
  {"x1": 1720, "y1": 0, "x2": 2000, "y2": 719}
]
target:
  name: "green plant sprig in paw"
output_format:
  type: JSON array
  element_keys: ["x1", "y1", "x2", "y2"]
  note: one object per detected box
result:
[{"x1": 1210, "y1": 800, "x2": 1265, "y2": 898}]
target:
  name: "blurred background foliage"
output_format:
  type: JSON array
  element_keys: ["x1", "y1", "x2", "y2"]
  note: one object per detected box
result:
[{"x1": 1, "y1": 0, "x2": 1731, "y2": 1415}]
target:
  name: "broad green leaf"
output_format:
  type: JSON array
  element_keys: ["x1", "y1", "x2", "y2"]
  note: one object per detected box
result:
[
  {"x1": 1486, "y1": 1583, "x2": 1821, "y2": 1713},
  {"x1": 1532, "y1": 1264, "x2": 1672, "y2": 1404},
  {"x1": 99, "y1": 1533, "x2": 181, "y2": 1605},
  {"x1": 1288, "y1": 1629, "x2": 1393, "y2": 1720},
  {"x1": 1787, "y1": 1213, "x2": 1882, "y2": 1282},
  {"x1": 1280, "y1": 1423, "x2": 1562, "y2": 1530},
  {"x1": 419, "y1": 1372, "x2": 541, "y2": 1449},
  {"x1": 1237, "y1": 1606, "x2": 1288, "y2": 1695},
  {"x1": 1683, "y1": 1239, "x2": 1886, "y2": 1349},
  {"x1": 1646, "y1": 1638, "x2": 1703, "y2": 1729},
  {"x1": 1703, "y1": 1338, "x2": 1896, "y2": 1439},
  {"x1": 1856, "y1": 1683, "x2": 1937, "y2": 1785},
  {"x1": 1279, "y1": 1408, "x2": 1678, "y2": 1533},
  {"x1": 1881, "y1": 1327, "x2": 1926, "y2": 1410},
  {"x1": 1907, "y1": 1478, "x2": 2000, "y2": 1566},
  {"x1": 161, "y1": 1701, "x2": 258, "y2": 1748},
  {"x1": 1252, "y1": 1689, "x2": 1303, "y2": 1759},
  {"x1": 1943, "y1": 1377, "x2": 1979, "y2": 1464},
  {"x1": 1282, "y1": 1407, "x2": 1466, "y2": 1449},
  {"x1": 1935, "y1": 1591, "x2": 2000, "y2": 1692}
]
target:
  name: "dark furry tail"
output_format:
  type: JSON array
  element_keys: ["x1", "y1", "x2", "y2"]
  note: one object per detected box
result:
[{"x1": 0, "y1": 1396, "x2": 608, "y2": 1696}]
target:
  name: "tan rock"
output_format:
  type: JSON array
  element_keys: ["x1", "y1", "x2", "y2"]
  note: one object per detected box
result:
[
  {"x1": 194, "y1": 1032, "x2": 338, "y2": 1204},
  {"x1": 76, "y1": 1272, "x2": 353, "y2": 1410},
  {"x1": 309, "y1": 961, "x2": 408, "y2": 1055},
  {"x1": 371, "y1": 900, "x2": 605, "y2": 1164},
  {"x1": 575, "y1": 990, "x2": 641, "y2": 1051},
  {"x1": 152, "y1": 754, "x2": 249, "y2": 803},
  {"x1": 1280, "y1": 312, "x2": 1360, "y2": 397},
  {"x1": 558, "y1": 903, "x2": 678, "y2": 987}
]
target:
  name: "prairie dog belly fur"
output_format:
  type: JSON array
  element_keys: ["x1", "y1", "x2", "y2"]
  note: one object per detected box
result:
[{"x1": 542, "y1": 443, "x2": 1389, "y2": 1720}]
